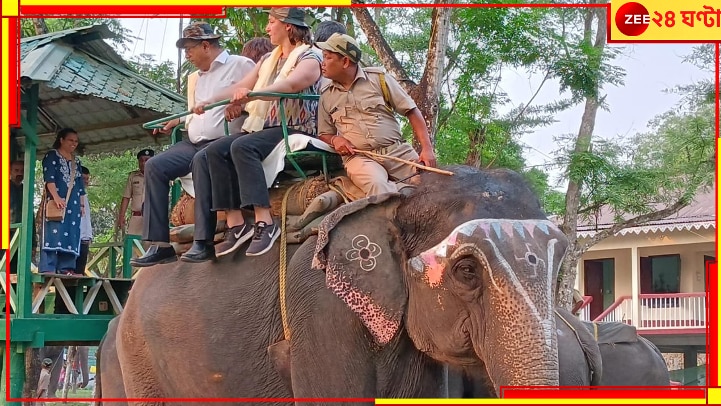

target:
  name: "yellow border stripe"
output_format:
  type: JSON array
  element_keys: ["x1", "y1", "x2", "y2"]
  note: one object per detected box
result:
[{"x1": 2, "y1": 18, "x2": 9, "y2": 250}]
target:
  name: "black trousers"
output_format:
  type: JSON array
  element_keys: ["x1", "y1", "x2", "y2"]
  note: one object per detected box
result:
[
  {"x1": 142, "y1": 139, "x2": 214, "y2": 242},
  {"x1": 75, "y1": 239, "x2": 90, "y2": 274},
  {"x1": 204, "y1": 133, "x2": 245, "y2": 212},
  {"x1": 211, "y1": 127, "x2": 307, "y2": 211}
]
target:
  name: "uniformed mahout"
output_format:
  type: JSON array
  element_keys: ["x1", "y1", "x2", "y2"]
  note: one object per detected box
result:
[
  {"x1": 117, "y1": 148, "x2": 154, "y2": 237},
  {"x1": 315, "y1": 33, "x2": 437, "y2": 196}
]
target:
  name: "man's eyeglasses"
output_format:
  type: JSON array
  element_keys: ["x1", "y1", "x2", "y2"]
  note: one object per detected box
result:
[{"x1": 183, "y1": 42, "x2": 204, "y2": 53}]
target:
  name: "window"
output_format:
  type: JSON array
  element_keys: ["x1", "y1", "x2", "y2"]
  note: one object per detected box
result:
[{"x1": 641, "y1": 254, "x2": 681, "y2": 294}]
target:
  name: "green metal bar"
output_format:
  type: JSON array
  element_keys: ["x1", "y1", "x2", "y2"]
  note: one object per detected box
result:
[
  {"x1": 17, "y1": 84, "x2": 39, "y2": 320},
  {"x1": 170, "y1": 125, "x2": 183, "y2": 208},
  {"x1": 141, "y1": 92, "x2": 319, "y2": 129},
  {"x1": 7, "y1": 343, "x2": 24, "y2": 406},
  {"x1": 278, "y1": 100, "x2": 308, "y2": 179},
  {"x1": 122, "y1": 235, "x2": 139, "y2": 278}
]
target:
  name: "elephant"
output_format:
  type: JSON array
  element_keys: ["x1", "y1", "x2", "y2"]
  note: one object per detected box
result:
[
  {"x1": 449, "y1": 307, "x2": 603, "y2": 397},
  {"x1": 456, "y1": 310, "x2": 672, "y2": 398},
  {"x1": 580, "y1": 319, "x2": 671, "y2": 386},
  {"x1": 99, "y1": 165, "x2": 569, "y2": 404}
]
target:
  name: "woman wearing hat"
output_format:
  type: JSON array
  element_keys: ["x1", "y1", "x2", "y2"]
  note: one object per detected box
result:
[{"x1": 183, "y1": 7, "x2": 322, "y2": 261}]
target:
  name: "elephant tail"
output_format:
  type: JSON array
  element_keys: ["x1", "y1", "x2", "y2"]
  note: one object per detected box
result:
[{"x1": 555, "y1": 309, "x2": 603, "y2": 386}]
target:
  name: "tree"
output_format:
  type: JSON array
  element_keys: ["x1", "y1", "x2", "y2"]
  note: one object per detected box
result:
[
  {"x1": 351, "y1": 2, "x2": 451, "y2": 146},
  {"x1": 128, "y1": 54, "x2": 177, "y2": 92},
  {"x1": 554, "y1": 37, "x2": 715, "y2": 307}
]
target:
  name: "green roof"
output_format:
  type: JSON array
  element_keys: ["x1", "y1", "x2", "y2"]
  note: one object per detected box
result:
[{"x1": 19, "y1": 24, "x2": 186, "y2": 155}]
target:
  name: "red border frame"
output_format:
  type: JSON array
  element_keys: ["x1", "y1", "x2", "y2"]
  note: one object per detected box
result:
[{"x1": 3, "y1": 3, "x2": 719, "y2": 403}]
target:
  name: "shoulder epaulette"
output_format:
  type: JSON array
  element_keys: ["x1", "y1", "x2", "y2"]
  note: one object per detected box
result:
[{"x1": 362, "y1": 66, "x2": 387, "y2": 75}]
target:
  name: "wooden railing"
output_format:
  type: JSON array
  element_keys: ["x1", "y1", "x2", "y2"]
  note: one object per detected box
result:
[
  {"x1": 594, "y1": 295, "x2": 633, "y2": 324},
  {"x1": 2, "y1": 226, "x2": 142, "y2": 316},
  {"x1": 639, "y1": 293, "x2": 706, "y2": 329},
  {"x1": 592, "y1": 293, "x2": 706, "y2": 331}
]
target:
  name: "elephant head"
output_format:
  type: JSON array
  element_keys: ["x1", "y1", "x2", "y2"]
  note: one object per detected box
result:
[{"x1": 312, "y1": 166, "x2": 568, "y2": 395}]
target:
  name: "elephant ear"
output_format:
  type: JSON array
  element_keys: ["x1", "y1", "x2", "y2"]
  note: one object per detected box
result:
[{"x1": 313, "y1": 192, "x2": 404, "y2": 346}]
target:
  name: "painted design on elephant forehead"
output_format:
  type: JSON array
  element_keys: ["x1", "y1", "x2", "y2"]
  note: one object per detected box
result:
[
  {"x1": 422, "y1": 253, "x2": 445, "y2": 288},
  {"x1": 346, "y1": 235, "x2": 382, "y2": 272},
  {"x1": 326, "y1": 265, "x2": 400, "y2": 345}
]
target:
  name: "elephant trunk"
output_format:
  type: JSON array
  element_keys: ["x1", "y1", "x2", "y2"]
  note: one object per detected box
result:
[{"x1": 472, "y1": 308, "x2": 559, "y2": 393}]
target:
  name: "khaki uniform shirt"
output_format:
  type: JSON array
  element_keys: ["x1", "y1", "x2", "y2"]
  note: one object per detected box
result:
[
  {"x1": 122, "y1": 170, "x2": 145, "y2": 213},
  {"x1": 318, "y1": 67, "x2": 416, "y2": 151},
  {"x1": 38, "y1": 368, "x2": 50, "y2": 395}
]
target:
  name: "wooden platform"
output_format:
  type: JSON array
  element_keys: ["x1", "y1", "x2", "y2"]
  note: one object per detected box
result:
[{"x1": 1, "y1": 272, "x2": 133, "y2": 316}]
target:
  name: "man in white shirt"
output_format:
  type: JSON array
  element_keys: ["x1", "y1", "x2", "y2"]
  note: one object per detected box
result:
[{"x1": 131, "y1": 22, "x2": 255, "y2": 267}]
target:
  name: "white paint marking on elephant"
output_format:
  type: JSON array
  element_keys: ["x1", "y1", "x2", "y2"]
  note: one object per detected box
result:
[
  {"x1": 346, "y1": 234, "x2": 382, "y2": 272},
  {"x1": 545, "y1": 238, "x2": 559, "y2": 349},
  {"x1": 409, "y1": 256, "x2": 425, "y2": 273},
  {"x1": 485, "y1": 238, "x2": 543, "y2": 325}
]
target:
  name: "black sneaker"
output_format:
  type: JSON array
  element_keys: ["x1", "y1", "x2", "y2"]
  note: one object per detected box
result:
[
  {"x1": 246, "y1": 221, "x2": 280, "y2": 257},
  {"x1": 215, "y1": 223, "x2": 254, "y2": 257}
]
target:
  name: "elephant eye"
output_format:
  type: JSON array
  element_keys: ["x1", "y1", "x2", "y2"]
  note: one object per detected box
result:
[{"x1": 451, "y1": 257, "x2": 481, "y2": 289}]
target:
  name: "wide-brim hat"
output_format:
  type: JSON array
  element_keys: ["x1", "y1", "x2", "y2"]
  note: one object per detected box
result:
[
  {"x1": 42, "y1": 358, "x2": 53, "y2": 366},
  {"x1": 315, "y1": 33, "x2": 362, "y2": 64},
  {"x1": 265, "y1": 7, "x2": 309, "y2": 28},
  {"x1": 176, "y1": 21, "x2": 221, "y2": 48}
]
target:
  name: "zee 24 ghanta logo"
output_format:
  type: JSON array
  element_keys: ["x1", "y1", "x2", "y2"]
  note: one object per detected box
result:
[{"x1": 615, "y1": 1, "x2": 721, "y2": 36}]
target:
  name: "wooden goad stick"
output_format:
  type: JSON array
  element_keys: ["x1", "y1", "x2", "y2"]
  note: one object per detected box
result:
[{"x1": 357, "y1": 150, "x2": 455, "y2": 176}]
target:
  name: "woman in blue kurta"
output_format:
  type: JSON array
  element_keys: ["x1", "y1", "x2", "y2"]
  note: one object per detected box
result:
[{"x1": 40, "y1": 128, "x2": 86, "y2": 274}]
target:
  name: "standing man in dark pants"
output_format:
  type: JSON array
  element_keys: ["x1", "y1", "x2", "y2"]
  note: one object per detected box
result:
[
  {"x1": 131, "y1": 22, "x2": 255, "y2": 267},
  {"x1": 75, "y1": 166, "x2": 92, "y2": 274}
]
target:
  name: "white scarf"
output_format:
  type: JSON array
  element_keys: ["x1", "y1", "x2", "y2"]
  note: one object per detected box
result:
[{"x1": 241, "y1": 44, "x2": 311, "y2": 133}]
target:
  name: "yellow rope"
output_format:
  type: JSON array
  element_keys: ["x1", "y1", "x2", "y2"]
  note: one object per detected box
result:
[{"x1": 279, "y1": 187, "x2": 292, "y2": 341}]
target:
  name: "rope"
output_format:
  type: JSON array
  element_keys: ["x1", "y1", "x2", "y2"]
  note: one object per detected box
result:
[
  {"x1": 279, "y1": 187, "x2": 292, "y2": 341},
  {"x1": 327, "y1": 183, "x2": 350, "y2": 204}
]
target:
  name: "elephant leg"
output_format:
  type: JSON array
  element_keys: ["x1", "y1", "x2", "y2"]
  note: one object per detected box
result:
[
  {"x1": 77, "y1": 346, "x2": 89, "y2": 388},
  {"x1": 97, "y1": 317, "x2": 128, "y2": 405},
  {"x1": 116, "y1": 312, "x2": 164, "y2": 405}
]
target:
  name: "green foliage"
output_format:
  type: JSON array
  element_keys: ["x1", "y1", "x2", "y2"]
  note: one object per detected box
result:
[
  {"x1": 128, "y1": 54, "x2": 177, "y2": 91},
  {"x1": 80, "y1": 151, "x2": 146, "y2": 242},
  {"x1": 20, "y1": 18, "x2": 133, "y2": 51}
]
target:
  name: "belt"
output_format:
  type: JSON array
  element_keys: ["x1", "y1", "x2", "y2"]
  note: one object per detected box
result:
[{"x1": 132, "y1": 211, "x2": 142, "y2": 216}]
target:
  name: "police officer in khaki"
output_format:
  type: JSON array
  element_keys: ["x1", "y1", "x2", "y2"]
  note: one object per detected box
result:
[
  {"x1": 117, "y1": 149, "x2": 154, "y2": 236},
  {"x1": 316, "y1": 33, "x2": 437, "y2": 196}
]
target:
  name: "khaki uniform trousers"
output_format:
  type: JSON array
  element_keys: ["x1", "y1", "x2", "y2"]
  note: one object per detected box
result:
[
  {"x1": 344, "y1": 141, "x2": 418, "y2": 197},
  {"x1": 127, "y1": 215, "x2": 143, "y2": 236}
]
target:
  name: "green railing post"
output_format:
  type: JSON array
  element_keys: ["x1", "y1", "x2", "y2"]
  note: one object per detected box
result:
[
  {"x1": 122, "y1": 235, "x2": 140, "y2": 278},
  {"x1": 17, "y1": 84, "x2": 40, "y2": 320},
  {"x1": 7, "y1": 343, "x2": 25, "y2": 406},
  {"x1": 170, "y1": 125, "x2": 183, "y2": 208}
]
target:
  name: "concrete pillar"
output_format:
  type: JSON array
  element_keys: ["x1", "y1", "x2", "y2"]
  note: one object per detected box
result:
[
  {"x1": 684, "y1": 347, "x2": 698, "y2": 369},
  {"x1": 630, "y1": 246, "x2": 639, "y2": 327}
]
